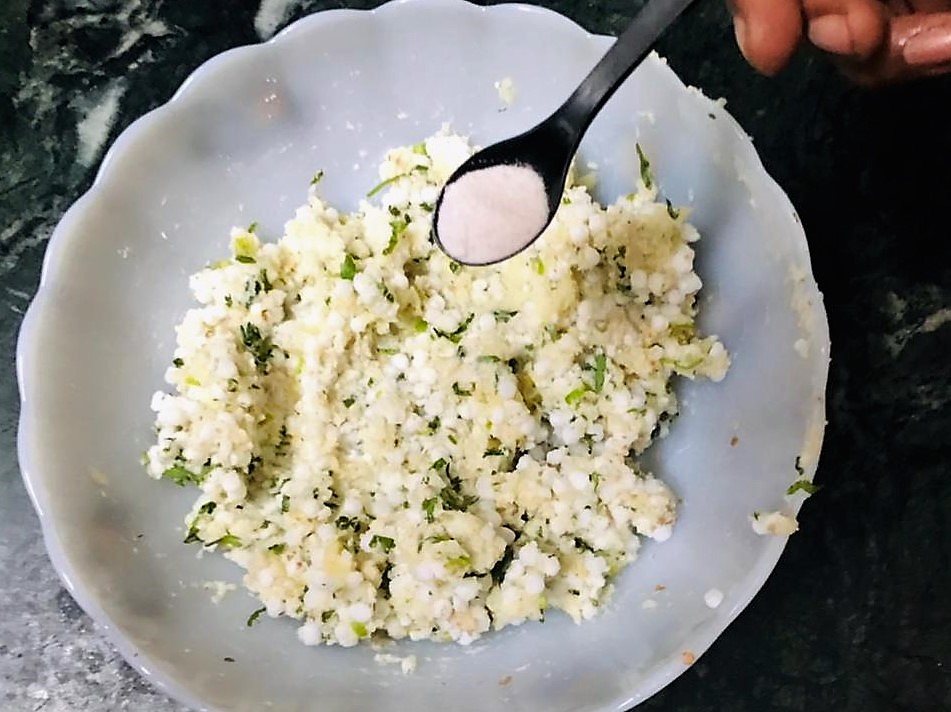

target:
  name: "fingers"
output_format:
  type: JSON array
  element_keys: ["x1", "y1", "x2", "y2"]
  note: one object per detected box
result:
[
  {"x1": 895, "y1": 11, "x2": 951, "y2": 65},
  {"x1": 803, "y1": 0, "x2": 890, "y2": 59},
  {"x1": 833, "y1": 12, "x2": 951, "y2": 84},
  {"x1": 729, "y1": 0, "x2": 804, "y2": 75},
  {"x1": 728, "y1": 0, "x2": 951, "y2": 83},
  {"x1": 907, "y1": 0, "x2": 951, "y2": 12}
]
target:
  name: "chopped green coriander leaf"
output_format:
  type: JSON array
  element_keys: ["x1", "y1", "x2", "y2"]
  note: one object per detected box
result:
[
  {"x1": 311, "y1": 170, "x2": 325, "y2": 185},
  {"x1": 446, "y1": 555, "x2": 471, "y2": 571},
  {"x1": 589, "y1": 472, "x2": 601, "y2": 490},
  {"x1": 351, "y1": 621, "x2": 368, "y2": 638},
  {"x1": 484, "y1": 436, "x2": 504, "y2": 457},
  {"x1": 268, "y1": 543, "x2": 286, "y2": 554},
  {"x1": 561, "y1": 196, "x2": 571, "y2": 205},
  {"x1": 478, "y1": 355, "x2": 501, "y2": 363},
  {"x1": 384, "y1": 215, "x2": 410, "y2": 255},
  {"x1": 448, "y1": 434, "x2": 458, "y2": 444},
  {"x1": 198, "y1": 501, "x2": 217, "y2": 515},
  {"x1": 247, "y1": 222, "x2": 258, "y2": 234},
  {"x1": 162, "y1": 465, "x2": 202, "y2": 487},
  {"x1": 592, "y1": 352, "x2": 607, "y2": 392},
  {"x1": 440, "y1": 483, "x2": 478, "y2": 512},
  {"x1": 665, "y1": 198, "x2": 680, "y2": 220},
  {"x1": 491, "y1": 545, "x2": 514, "y2": 585},
  {"x1": 231, "y1": 233, "x2": 259, "y2": 261},
  {"x1": 239, "y1": 323, "x2": 274, "y2": 373},
  {"x1": 274, "y1": 424, "x2": 291, "y2": 456},
  {"x1": 343, "y1": 396, "x2": 356, "y2": 408},
  {"x1": 435, "y1": 462, "x2": 472, "y2": 511},
  {"x1": 426, "y1": 417, "x2": 440, "y2": 434},
  {"x1": 420, "y1": 202, "x2": 434, "y2": 212},
  {"x1": 246, "y1": 606, "x2": 267, "y2": 627},
  {"x1": 383, "y1": 233, "x2": 399, "y2": 256},
  {"x1": 449, "y1": 261, "x2": 462, "y2": 274},
  {"x1": 574, "y1": 537, "x2": 595, "y2": 552},
  {"x1": 235, "y1": 255, "x2": 256, "y2": 264},
  {"x1": 366, "y1": 166, "x2": 428, "y2": 198},
  {"x1": 258, "y1": 269, "x2": 273, "y2": 292},
  {"x1": 281, "y1": 495, "x2": 290, "y2": 513},
  {"x1": 183, "y1": 524, "x2": 201, "y2": 544},
  {"x1": 493, "y1": 309, "x2": 518, "y2": 323},
  {"x1": 452, "y1": 382, "x2": 473, "y2": 396},
  {"x1": 335, "y1": 516, "x2": 364, "y2": 533},
  {"x1": 321, "y1": 610, "x2": 334, "y2": 622},
  {"x1": 366, "y1": 174, "x2": 403, "y2": 198},
  {"x1": 370, "y1": 534, "x2": 396, "y2": 553},
  {"x1": 422, "y1": 497, "x2": 438, "y2": 523},
  {"x1": 412, "y1": 141, "x2": 429, "y2": 156},
  {"x1": 565, "y1": 387, "x2": 587, "y2": 406},
  {"x1": 636, "y1": 143, "x2": 653, "y2": 190},
  {"x1": 211, "y1": 534, "x2": 242, "y2": 549},
  {"x1": 531, "y1": 256, "x2": 545, "y2": 275},
  {"x1": 413, "y1": 317, "x2": 429, "y2": 333},
  {"x1": 660, "y1": 355, "x2": 704, "y2": 371},
  {"x1": 340, "y1": 254, "x2": 358, "y2": 280},
  {"x1": 668, "y1": 322, "x2": 695, "y2": 344},
  {"x1": 433, "y1": 313, "x2": 474, "y2": 343},
  {"x1": 787, "y1": 479, "x2": 822, "y2": 496},
  {"x1": 172, "y1": 358, "x2": 184, "y2": 368},
  {"x1": 379, "y1": 282, "x2": 395, "y2": 302},
  {"x1": 224, "y1": 295, "x2": 233, "y2": 307}
]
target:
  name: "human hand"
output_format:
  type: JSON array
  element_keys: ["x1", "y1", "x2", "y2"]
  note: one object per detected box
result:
[{"x1": 730, "y1": 0, "x2": 951, "y2": 84}]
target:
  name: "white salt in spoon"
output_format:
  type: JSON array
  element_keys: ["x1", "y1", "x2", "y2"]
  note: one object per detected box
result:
[{"x1": 433, "y1": 0, "x2": 696, "y2": 266}]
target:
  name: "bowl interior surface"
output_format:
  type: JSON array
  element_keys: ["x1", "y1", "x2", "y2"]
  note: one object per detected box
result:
[{"x1": 17, "y1": 1, "x2": 829, "y2": 711}]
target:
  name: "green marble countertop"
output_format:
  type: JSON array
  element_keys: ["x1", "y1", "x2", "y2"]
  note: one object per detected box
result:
[{"x1": 1, "y1": 1, "x2": 948, "y2": 710}]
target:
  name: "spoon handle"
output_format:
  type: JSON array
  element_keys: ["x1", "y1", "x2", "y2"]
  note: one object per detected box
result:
[{"x1": 553, "y1": 0, "x2": 697, "y2": 140}]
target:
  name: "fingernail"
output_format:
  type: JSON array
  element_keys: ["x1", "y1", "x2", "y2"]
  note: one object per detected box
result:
[
  {"x1": 903, "y1": 27, "x2": 951, "y2": 66},
  {"x1": 808, "y1": 15, "x2": 854, "y2": 55},
  {"x1": 733, "y1": 16, "x2": 749, "y2": 59}
]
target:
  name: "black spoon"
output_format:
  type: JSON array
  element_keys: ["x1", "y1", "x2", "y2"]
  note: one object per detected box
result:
[{"x1": 433, "y1": 0, "x2": 697, "y2": 266}]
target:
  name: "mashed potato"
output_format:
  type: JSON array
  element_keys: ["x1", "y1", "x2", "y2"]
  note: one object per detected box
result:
[{"x1": 145, "y1": 131, "x2": 729, "y2": 647}]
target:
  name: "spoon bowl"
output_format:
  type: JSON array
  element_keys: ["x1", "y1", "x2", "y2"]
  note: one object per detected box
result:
[
  {"x1": 433, "y1": 0, "x2": 697, "y2": 264},
  {"x1": 432, "y1": 122, "x2": 568, "y2": 265}
]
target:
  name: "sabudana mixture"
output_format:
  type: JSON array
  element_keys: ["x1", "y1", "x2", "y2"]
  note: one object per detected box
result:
[{"x1": 144, "y1": 130, "x2": 729, "y2": 648}]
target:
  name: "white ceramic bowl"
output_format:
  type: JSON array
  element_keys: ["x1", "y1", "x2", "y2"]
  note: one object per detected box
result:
[{"x1": 17, "y1": 1, "x2": 829, "y2": 710}]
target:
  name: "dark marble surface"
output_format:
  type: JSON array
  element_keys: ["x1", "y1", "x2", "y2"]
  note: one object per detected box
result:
[{"x1": 1, "y1": 1, "x2": 949, "y2": 710}]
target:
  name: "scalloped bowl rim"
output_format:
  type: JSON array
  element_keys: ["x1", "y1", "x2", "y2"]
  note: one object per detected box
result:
[{"x1": 15, "y1": 1, "x2": 829, "y2": 710}]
